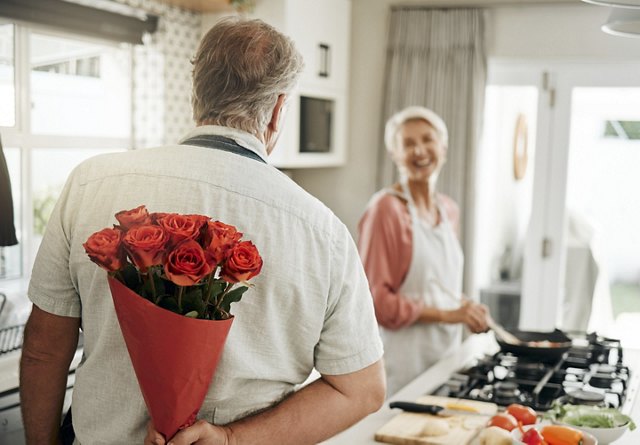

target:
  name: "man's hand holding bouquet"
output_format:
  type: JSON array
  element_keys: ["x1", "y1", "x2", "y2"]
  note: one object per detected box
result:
[{"x1": 83, "y1": 205, "x2": 263, "y2": 440}]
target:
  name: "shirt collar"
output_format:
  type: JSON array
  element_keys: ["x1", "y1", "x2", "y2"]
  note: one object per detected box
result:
[{"x1": 178, "y1": 125, "x2": 268, "y2": 162}]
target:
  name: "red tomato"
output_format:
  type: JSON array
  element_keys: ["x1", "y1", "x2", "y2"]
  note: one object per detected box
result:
[
  {"x1": 487, "y1": 413, "x2": 518, "y2": 431},
  {"x1": 522, "y1": 427, "x2": 545, "y2": 445},
  {"x1": 507, "y1": 403, "x2": 538, "y2": 425}
]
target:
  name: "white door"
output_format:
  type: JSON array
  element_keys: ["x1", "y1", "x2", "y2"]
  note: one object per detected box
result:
[{"x1": 484, "y1": 61, "x2": 640, "y2": 331}]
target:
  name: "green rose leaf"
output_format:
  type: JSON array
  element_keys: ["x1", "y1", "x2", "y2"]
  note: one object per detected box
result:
[
  {"x1": 183, "y1": 287, "x2": 205, "y2": 318},
  {"x1": 220, "y1": 286, "x2": 248, "y2": 314}
]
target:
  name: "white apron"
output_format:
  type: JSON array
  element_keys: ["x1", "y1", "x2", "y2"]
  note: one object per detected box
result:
[{"x1": 381, "y1": 182, "x2": 464, "y2": 397}]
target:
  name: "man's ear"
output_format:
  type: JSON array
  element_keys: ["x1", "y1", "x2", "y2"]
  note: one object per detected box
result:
[{"x1": 268, "y1": 94, "x2": 287, "y2": 133}]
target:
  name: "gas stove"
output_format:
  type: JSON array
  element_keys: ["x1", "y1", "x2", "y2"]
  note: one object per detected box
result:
[{"x1": 431, "y1": 332, "x2": 639, "y2": 413}]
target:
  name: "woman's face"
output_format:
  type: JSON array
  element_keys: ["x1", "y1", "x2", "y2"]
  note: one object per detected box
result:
[{"x1": 392, "y1": 119, "x2": 445, "y2": 182}]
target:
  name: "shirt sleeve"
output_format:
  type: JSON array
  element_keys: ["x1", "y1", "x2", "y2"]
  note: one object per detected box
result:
[
  {"x1": 313, "y1": 220, "x2": 384, "y2": 376},
  {"x1": 357, "y1": 193, "x2": 423, "y2": 330},
  {"x1": 28, "y1": 167, "x2": 82, "y2": 318}
]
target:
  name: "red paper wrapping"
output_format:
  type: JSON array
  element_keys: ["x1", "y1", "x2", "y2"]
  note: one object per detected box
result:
[{"x1": 108, "y1": 276, "x2": 233, "y2": 440}]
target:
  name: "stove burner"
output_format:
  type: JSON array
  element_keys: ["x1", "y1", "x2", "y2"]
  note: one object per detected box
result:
[
  {"x1": 515, "y1": 362, "x2": 547, "y2": 380},
  {"x1": 566, "y1": 389, "x2": 606, "y2": 405},
  {"x1": 431, "y1": 331, "x2": 634, "y2": 412},
  {"x1": 493, "y1": 381, "x2": 523, "y2": 405},
  {"x1": 589, "y1": 373, "x2": 616, "y2": 389}
]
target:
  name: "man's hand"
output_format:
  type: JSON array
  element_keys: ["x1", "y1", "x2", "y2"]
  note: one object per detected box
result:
[
  {"x1": 144, "y1": 420, "x2": 231, "y2": 445},
  {"x1": 143, "y1": 359, "x2": 385, "y2": 445}
]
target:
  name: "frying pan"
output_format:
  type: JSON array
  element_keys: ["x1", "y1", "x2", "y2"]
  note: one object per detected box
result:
[{"x1": 496, "y1": 328, "x2": 572, "y2": 362}]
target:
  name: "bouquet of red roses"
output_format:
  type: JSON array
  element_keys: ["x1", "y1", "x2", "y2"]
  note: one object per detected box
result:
[{"x1": 83, "y1": 205, "x2": 263, "y2": 440}]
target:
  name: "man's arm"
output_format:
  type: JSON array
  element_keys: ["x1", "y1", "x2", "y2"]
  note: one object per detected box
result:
[
  {"x1": 145, "y1": 359, "x2": 386, "y2": 445},
  {"x1": 20, "y1": 305, "x2": 80, "y2": 445}
]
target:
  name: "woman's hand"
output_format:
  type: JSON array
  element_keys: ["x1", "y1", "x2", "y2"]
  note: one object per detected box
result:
[
  {"x1": 444, "y1": 300, "x2": 489, "y2": 333},
  {"x1": 144, "y1": 420, "x2": 232, "y2": 445}
]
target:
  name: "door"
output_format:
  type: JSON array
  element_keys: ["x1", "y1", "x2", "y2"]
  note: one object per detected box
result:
[{"x1": 483, "y1": 61, "x2": 640, "y2": 331}]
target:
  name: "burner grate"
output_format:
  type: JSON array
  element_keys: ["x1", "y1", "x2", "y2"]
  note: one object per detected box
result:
[{"x1": 0, "y1": 324, "x2": 25, "y2": 355}]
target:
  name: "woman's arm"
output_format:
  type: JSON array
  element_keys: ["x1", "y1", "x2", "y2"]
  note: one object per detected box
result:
[{"x1": 357, "y1": 194, "x2": 423, "y2": 330}]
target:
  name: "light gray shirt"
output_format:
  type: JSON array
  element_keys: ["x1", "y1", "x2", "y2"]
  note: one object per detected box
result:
[{"x1": 28, "y1": 125, "x2": 383, "y2": 444}]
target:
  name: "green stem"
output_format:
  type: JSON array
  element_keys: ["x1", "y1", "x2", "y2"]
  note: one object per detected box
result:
[
  {"x1": 148, "y1": 270, "x2": 157, "y2": 303},
  {"x1": 177, "y1": 286, "x2": 184, "y2": 313},
  {"x1": 214, "y1": 283, "x2": 233, "y2": 313},
  {"x1": 204, "y1": 275, "x2": 216, "y2": 307}
]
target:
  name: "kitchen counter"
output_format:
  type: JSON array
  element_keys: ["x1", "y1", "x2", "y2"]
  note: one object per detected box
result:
[{"x1": 322, "y1": 332, "x2": 640, "y2": 445}]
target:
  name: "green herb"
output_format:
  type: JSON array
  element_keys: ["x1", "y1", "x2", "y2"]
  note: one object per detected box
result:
[{"x1": 544, "y1": 402, "x2": 636, "y2": 430}]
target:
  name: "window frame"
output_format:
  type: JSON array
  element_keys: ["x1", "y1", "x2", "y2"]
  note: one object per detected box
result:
[{"x1": 0, "y1": 20, "x2": 133, "y2": 284}]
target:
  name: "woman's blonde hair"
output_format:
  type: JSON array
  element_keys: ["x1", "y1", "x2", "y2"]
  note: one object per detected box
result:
[
  {"x1": 191, "y1": 17, "x2": 304, "y2": 136},
  {"x1": 384, "y1": 106, "x2": 448, "y2": 152}
]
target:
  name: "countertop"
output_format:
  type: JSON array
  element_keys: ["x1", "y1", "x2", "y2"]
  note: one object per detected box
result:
[{"x1": 322, "y1": 332, "x2": 640, "y2": 445}]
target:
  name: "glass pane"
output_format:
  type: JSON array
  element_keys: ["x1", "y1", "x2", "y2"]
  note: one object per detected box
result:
[
  {"x1": 0, "y1": 24, "x2": 15, "y2": 127},
  {"x1": 30, "y1": 33, "x2": 131, "y2": 138},
  {"x1": 566, "y1": 87, "x2": 640, "y2": 343},
  {"x1": 1, "y1": 147, "x2": 21, "y2": 279},
  {"x1": 31, "y1": 148, "x2": 125, "y2": 253}
]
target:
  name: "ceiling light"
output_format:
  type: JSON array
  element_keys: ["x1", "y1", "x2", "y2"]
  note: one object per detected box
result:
[
  {"x1": 583, "y1": 0, "x2": 640, "y2": 7},
  {"x1": 602, "y1": 7, "x2": 640, "y2": 37}
]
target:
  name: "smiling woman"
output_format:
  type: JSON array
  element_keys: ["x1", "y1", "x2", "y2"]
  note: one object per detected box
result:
[{"x1": 358, "y1": 105, "x2": 489, "y2": 397}]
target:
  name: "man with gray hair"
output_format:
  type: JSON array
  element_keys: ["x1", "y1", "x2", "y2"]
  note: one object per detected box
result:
[{"x1": 20, "y1": 17, "x2": 385, "y2": 445}]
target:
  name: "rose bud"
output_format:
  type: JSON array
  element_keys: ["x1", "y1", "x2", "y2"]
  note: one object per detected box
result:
[
  {"x1": 83, "y1": 228, "x2": 126, "y2": 272},
  {"x1": 204, "y1": 221, "x2": 243, "y2": 264},
  {"x1": 122, "y1": 224, "x2": 168, "y2": 272},
  {"x1": 165, "y1": 239, "x2": 215, "y2": 286},
  {"x1": 221, "y1": 240, "x2": 263, "y2": 283},
  {"x1": 157, "y1": 213, "x2": 209, "y2": 247},
  {"x1": 115, "y1": 205, "x2": 152, "y2": 230}
]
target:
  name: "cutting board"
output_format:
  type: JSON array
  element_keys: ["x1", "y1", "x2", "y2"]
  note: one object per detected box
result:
[{"x1": 375, "y1": 395, "x2": 498, "y2": 445}]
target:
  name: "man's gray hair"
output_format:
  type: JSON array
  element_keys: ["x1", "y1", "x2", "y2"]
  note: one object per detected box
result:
[{"x1": 191, "y1": 17, "x2": 304, "y2": 136}]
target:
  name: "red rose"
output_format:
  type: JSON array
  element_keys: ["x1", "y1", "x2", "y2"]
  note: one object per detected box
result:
[
  {"x1": 221, "y1": 241, "x2": 263, "y2": 283},
  {"x1": 165, "y1": 239, "x2": 215, "y2": 286},
  {"x1": 83, "y1": 228, "x2": 126, "y2": 272},
  {"x1": 157, "y1": 213, "x2": 209, "y2": 247},
  {"x1": 122, "y1": 225, "x2": 168, "y2": 272},
  {"x1": 115, "y1": 205, "x2": 152, "y2": 230},
  {"x1": 204, "y1": 221, "x2": 243, "y2": 264},
  {"x1": 149, "y1": 212, "x2": 169, "y2": 224}
]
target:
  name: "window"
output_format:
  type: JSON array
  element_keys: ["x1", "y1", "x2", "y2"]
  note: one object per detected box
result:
[
  {"x1": 604, "y1": 120, "x2": 640, "y2": 140},
  {"x1": 0, "y1": 23, "x2": 15, "y2": 126},
  {"x1": 1, "y1": 23, "x2": 132, "y2": 281}
]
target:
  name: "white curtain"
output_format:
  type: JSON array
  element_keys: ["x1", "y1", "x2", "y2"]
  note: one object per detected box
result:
[{"x1": 378, "y1": 7, "x2": 487, "y2": 294}]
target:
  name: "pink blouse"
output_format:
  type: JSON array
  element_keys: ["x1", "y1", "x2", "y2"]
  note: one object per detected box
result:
[{"x1": 357, "y1": 190, "x2": 459, "y2": 330}]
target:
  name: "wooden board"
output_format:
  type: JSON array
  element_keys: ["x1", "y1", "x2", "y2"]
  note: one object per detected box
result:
[{"x1": 375, "y1": 396, "x2": 498, "y2": 445}]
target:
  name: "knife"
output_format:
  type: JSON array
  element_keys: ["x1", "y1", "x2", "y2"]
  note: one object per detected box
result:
[{"x1": 389, "y1": 401, "x2": 488, "y2": 417}]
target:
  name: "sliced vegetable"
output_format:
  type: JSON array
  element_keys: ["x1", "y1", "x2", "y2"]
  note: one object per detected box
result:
[
  {"x1": 487, "y1": 413, "x2": 518, "y2": 431},
  {"x1": 544, "y1": 401, "x2": 636, "y2": 430},
  {"x1": 507, "y1": 403, "x2": 538, "y2": 425},
  {"x1": 541, "y1": 425, "x2": 583, "y2": 445}
]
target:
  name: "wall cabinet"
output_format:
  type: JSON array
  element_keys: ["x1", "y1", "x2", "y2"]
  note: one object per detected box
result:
[
  {"x1": 202, "y1": 0, "x2": 351, "y2": 168},
  {"x1": 251, "y1": 0, "x2": 351, "y2": 168}
]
